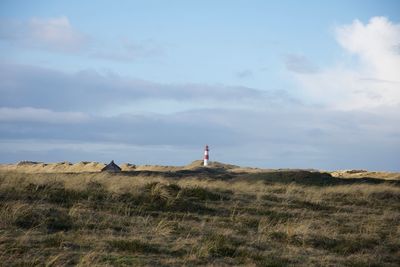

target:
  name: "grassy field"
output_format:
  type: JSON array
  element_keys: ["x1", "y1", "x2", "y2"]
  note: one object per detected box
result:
[{"x1": 0, "y1": 167, "x2": 399, "y2": 266}]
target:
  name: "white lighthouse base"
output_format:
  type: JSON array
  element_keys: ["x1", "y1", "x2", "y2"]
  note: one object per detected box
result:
[{"x1": 203, "y1": 159, "x2": 209, "y2": 166}]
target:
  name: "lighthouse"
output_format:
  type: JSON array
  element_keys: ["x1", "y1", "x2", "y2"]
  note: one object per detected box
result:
[{"x1": 203, "y1": 145, "x2": 209, "y2": 166}]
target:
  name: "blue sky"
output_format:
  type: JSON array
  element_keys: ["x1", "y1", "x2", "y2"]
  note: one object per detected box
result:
[{"x1": 0, "y1": 1, "x2": 399, "y2": 170}]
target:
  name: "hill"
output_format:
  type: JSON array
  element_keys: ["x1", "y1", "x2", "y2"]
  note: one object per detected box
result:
[
  {"x1": 0, "y1": 160, "x2": 241, "y2": 173},
  {"x1": 2, "y1": 160, "x2": 399, "y2": 181}
]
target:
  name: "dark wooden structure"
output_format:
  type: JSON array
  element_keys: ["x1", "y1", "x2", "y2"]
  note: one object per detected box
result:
[{"x1": 101, "y1": 160, "x2": 121, "y2": 173}]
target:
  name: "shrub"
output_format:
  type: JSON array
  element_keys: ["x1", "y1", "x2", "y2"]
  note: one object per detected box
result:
[
  {"x1": 139, "y1": 182, "x2": 211, "y2": 213},
  {"x1": 106, "y1": 239, "x2": 158, "y2": 253},
  {"x1": 269, "y1": 231, "x2": 288, "y2": 241},
  {"x1": 101, "y1": 255, "x2": 142, "y2": 266},
  {"x1": 85, "y1": 181, "x2": 108, "y2": 202},
  {"x1": 24, "y1": 182, "x2": 82, "y2": 207},
  {"x1": 197, "y1": 234, "x2": 238, "y2": 258},
  {"x1": 368, "y1": 191, "x2": 400, "y2": 202},
  {"x1": 13, "y1": 206, "x2": 72, "y2": 232},
  {"x1": 259, "y1": 210, "x2": 294, "y2": 224},
  {"x1": 179, "y1": 186, "x2": 230, "y2": 201},
  {"x1": 14, "y1": 206, "x2": 43, "y2": 229},
  {"x1": 306, "y1": 235, "x2": 379, "y2": 255},
  {"x1": 41, "y1": 232, "x2": 66, "y2": 247},
  {"x1": 256, "y1": 254, "x2": 291, "y2": 267},
  {"x1": 45, "y1": 208, "x2": 73, "y2": 232},
  {"x1": 144, "y1": 182, "x2": 180, "y2": 202}
]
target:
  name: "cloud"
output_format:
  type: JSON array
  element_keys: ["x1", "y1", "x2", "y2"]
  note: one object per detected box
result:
[
  {"x1": 284, "y1": 54, "x2": 319, "y2": 74},
  {"x1": 0, "y1": 16, "x2": 164, "y2": 61},
  {"x1": 1, "y1": 59, "x2": 398, "y2": 169},
  {"x1": 0, "y1": 62, "x2": 293, "y2": 112},
  {"x1": 0, "y1": 106, "x2": 399, "y2": 170},
  {"x1": 336, "y1": 16, "x2": 400, "y2": 81},
  {"x1": 291, "y1": 16, "x2": 400, "y2": 110},
  {"x1": 0, "y1": 107, "x2": 89, "y2": 123},
  {"x1": 0, "y1": 16, "x2": 87, "y2": 52},
  {"x1": 0, "y1": 59, "x2": 398, "y2": 170},
  {"x1": 0, "y1": 109, "x2": 242, "y2": 148}
]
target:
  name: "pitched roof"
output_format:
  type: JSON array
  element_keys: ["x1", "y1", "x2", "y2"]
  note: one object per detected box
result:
[{"x1": 101, "y1": 160, "x2": 121, "y2": 172}]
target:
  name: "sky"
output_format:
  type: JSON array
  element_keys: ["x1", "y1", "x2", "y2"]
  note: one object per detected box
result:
[{"x1": 0, "y1": 0, "x2": 399, "y2": 170}]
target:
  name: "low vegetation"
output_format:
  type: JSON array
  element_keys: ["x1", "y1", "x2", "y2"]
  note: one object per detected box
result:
[{"x1": 0, "y1": 168, "x2": 399, "y2": 266}]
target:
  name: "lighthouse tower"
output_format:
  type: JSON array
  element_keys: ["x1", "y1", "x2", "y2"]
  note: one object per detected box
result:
[{"x1": 203, "y1": 145, "x2": 209, "y2": 166}]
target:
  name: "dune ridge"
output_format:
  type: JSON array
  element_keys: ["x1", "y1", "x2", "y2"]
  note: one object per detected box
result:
[{"x1": 0, "y1": 160, "x2": 399, "y2": 180}]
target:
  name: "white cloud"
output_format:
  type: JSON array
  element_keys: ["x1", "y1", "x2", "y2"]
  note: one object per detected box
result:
[
  {"x1": 28, "y1": 16, "x2": 86, "y2": 51},
  {"x1": 0, "y1": 107, "x2": 90, "y2": 123},
  {"x1": 0, "y1": 16, "x2": 87, "y2": 52},
  {"x1": 0, "y1": 17, "x2": 166, "y2": 61},
  {"x1": 292, "y1": 16, "x2": 400, "y2": 110},
  {"x1": 336, "y1": 16, "x2": 400, "y2": 81}
]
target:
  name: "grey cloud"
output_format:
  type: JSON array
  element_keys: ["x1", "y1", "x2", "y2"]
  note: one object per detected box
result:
[
  {"x1": 0, "y1": 63, "x2": 289, "y2": 112},
  {"x1": 358, "y1": 77, "x2": 400, "y2": 84},
  {"x1": 1, "y1": 63, "x2": 399, "y2": 171},
  {"x1": 1, "y1": 105, "x2": 399, "y2": 170},
  {"x1": 0, "y1": 110, "x2": 241, "y2": 147},
  {"x1": 0, "y1": 107, "x2": 89, "y2": 123},
  {"x1": 284, "y1": 54, "x2": 319, "y2": 74}
]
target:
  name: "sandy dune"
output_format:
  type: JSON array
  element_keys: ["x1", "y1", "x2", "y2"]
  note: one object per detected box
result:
[
  {"x1": 0, "y1": 160, "x2": 399, "y2": 180},
  {"x1": 330, "y1": 169, "x2": 400, "y2": 180}
]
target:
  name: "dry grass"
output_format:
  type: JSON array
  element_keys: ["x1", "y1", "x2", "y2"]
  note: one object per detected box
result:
[
  {"x1": 0, "y1": 169, "x2": 399, "y2": 266},
  {"x1": 330, "y1": 169, "x2": 400, "y2": 180}
]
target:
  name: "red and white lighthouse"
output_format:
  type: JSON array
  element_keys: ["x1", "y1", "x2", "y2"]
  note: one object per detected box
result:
[{"x1": 203, "y1": 145, "x2": 209, "y2": 166}]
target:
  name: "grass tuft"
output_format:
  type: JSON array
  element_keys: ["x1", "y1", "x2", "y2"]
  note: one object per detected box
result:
[{"x1": 106, "y1": 239, "x2": 159, "y2": 253}]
